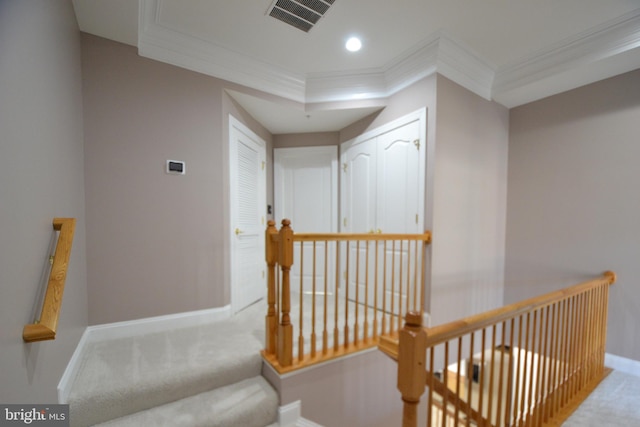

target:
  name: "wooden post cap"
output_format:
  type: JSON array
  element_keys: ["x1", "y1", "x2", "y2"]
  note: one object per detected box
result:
[{"x1": 405, "y1": 312, "x2": 423, "y2": 328}]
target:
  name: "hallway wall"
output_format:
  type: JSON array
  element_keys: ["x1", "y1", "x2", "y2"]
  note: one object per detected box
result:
[
  {"x1": 0, "y1": 0, "x2": 88, "y2": 403},
  {"x1": 506, "y1": 68, "x2": 640, "y2": 361}
]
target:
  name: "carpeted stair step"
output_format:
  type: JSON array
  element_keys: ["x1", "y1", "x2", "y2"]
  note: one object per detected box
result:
[
  {"x1": 93, "y1": 376, "x2": 278, "y2": 427},
  {"x1": 68, "y1": 302, "x2": 268, "y2": 426}
]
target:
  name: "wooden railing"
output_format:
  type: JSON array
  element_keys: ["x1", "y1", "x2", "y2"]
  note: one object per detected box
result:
[
  {"x1": 23, "y1": 218, "x2": 76, "y2": 342},
  {"x1": 263, "y1": 219, "x2": 432, "y2": 373},
  {"x1": 379, "y1": 271, "x2": 616, "y2": 427}
]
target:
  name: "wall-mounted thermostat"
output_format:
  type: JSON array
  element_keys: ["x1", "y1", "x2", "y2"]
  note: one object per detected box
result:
[{"x1": 166, "y1": 160, "x2": 185, "y2": 175}]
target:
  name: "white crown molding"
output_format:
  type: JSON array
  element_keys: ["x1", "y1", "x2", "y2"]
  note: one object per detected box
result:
[
  {"x1": 493, "y1": 9, "x2": 640, "y2": 106},
  {"x1": 138, "y1": 0, "x2": 307, "y2": 102},
  {"x1": 138, "y1": 0, "x2": 640, "y2": 108}
]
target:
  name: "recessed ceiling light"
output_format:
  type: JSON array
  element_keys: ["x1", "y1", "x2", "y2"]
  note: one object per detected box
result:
[{"x1": 345, "y1": 37, "x2": 362, "y2": 52}]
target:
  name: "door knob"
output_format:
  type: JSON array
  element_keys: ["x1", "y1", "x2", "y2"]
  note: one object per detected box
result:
[{"x1": 235, "y1": 228, "x2": 244, "y2": 235}]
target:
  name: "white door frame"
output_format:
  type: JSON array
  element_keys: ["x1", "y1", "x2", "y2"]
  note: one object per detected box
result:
[
  {"x1": 274, "y1": 146, "x2": 339, "y2": 295},
  {"x1": 229, "y1": 115, "x2": 267, "y2": 314}
]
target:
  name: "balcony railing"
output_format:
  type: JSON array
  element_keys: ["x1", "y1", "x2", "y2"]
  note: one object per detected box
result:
[
  {"x1": 263, "y1": 219, "x2": 432, "y2": 373},
  {"x1": 379, "y1": 271, "x2": 616, "y2": 427}
]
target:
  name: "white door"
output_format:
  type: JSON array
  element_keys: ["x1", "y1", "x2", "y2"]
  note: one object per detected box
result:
[
  {"x1": 376, "y1": 118, "x2": 423, "y2": 313},
  {"x1": 274, "y1": 146, "x2": 338, "y2": 294},
  {"x1": 229, "y1": 115, "x2": 267, "y2": 313},
  {"x1": 340, "y1": 109, "x2": 426, "y2": 310}
]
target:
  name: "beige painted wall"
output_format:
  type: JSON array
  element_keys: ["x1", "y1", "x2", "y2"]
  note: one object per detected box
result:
[
  {"x1": 339, "y1": 74, "x2": 509, "y2": 326},
  {"x1": 0, "y1": 0, "x2": 88, "y2": 402},
  {"x1": 269, "y1": 350, "x2": 409, "y2": 427},
  {"x1": 82, "y1": 35, "x2": 273, "y2": 324},
  {"x1": 430, "y1": 76, "x2": 509, "y2": 325},
  {"x1": 506, "y1": 69, "x2": 640, "y2": 361}
]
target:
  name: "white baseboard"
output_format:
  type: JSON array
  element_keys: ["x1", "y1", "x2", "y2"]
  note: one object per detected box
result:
[
  {"x1": 605, "y1": 352, "x2": 640, "y2": 377},
  {"x1": 278, "y1": 400, "x2": 323, "y2": 427},
  {"x1": 57, "y1": 305, "x2": 232, "y2": 403}
]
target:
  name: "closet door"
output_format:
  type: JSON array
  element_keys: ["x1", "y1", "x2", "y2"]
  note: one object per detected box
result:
[
  {"x1": 376, "y1": 118, "x2": 423, "y2": 313},
  {"x1": 341, "y1": 137, "x2": 377, "y2": 233},
  {"x1": 340, "y1": 109, "x2": 426, "y2": 312}
]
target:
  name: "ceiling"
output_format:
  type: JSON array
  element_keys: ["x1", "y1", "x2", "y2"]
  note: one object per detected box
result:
[{"x1": 72, "y1": 0, "x2": 640, "y2": 134}]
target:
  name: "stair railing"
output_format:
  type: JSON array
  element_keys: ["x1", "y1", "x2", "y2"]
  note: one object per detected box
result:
[
  {"x1": 23, "y1": 218, "x2": 76, "y2": 342},
  {"x1": 263, "y1": 219, "x2": 432, "y2": 373},
  {"x1": 379, "y1": 271, "x2": 616, "y2": 427}
]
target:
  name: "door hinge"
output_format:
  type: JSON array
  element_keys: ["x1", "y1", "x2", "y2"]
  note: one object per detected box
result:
[
  {"x1": 343, "y1": 163, "x2": 348, "y2": 173},
  {"x1": 343, "y1": 218, "x2": 347, "y2": 227},
  {"x1": 261, "y1": 161, "x2": 265, "y2": 170},
  {"x1": 414, "y1": 139, "x2": 420, "y2": 150},
  {"x1": 416, "y1": 214, "x2": 419, "y2": 224}
]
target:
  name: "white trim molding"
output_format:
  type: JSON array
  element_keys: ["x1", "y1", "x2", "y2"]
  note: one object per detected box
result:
[
  {"x1": 605, "y1": 353, "x2": 640, "y2": 378},
  {"x1": 57, "y1": 305, "x2": 232, "y2": 403},
  {"x1": 278, "y1": 400, "x2": 324, "y2": 427},
  {"x1": 138, "y1": 1, "x2": 640, "y2": 109}
]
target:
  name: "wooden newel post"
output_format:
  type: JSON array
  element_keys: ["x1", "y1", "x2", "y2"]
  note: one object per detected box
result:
[
  {"x1": 398, "y1": 312, "x2": 427, "y2": 427},
  {"x1": 277, "y1": 219, "x2": 294, "y2": 367},
  {"x1": 265, "y1": 220, "x2": 278, "y2": 355}
]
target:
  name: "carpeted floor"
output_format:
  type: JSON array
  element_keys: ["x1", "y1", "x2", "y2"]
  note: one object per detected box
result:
[{"x1": 562, "y1": 370, "x2": 640, "y2": 426}]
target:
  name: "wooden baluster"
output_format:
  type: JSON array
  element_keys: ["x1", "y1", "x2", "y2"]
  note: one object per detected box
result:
[
  {"x1": 391, "y1": 240, "x2": 397, "y2": 334},
  {"x1": 466, "y1": 331, "x2": 475, "y2": 426},
  {"x1": 311, "y1": 241, "x2": 317, "y2": 358},
  {"x1": 277, "y1": 219, "x2": 294, "y2": 367},
  {"x1": 478, "y1": 328, "x2": 487, "y2": 423},
  {"x1": 454, "y1": 337, "x2": 463, "y2": 426},
  {"x1": 344, "y1": 242, "x2": 350, "y2": 347},
  {"x1": 323, "y1": 241, "x2": 329, "y2": 355},
  {"x1": 381, "y1": 240, "x2": 388, "y2": 336},
  {"x1": 398, "y1": 312, "x2": 427, "y2": 427},
  {"x1": 496, "y1": 322, "x2": 506, "y2": 427},
  {"x1": 373, "y1": 239, "x2": 379, "y2": 339},
  {"x1": 526, "y1": 311, "x2": 537, "y2": 425},
  {"x1": 364, "y1": 240, "x2": 370, "y2": 342},
  {"x1": 265, "y1": 220, "x2": 278, "y2": 355},
  {"x1": 513, "y1": 316, "x2": 523, "y2": 426},
  {"x1": 298, "y1": 242, "x2": 304, "y2": 362},
  {"x1": 334, "y1": 241, "x2": 340, "y2": 351},
  {"x1": 504, "y1": 319, "x2": 516, "y2": 427},
  {"x1": 487, "y1": 325, "x2": 496, "y2": 425},
  {"x1": 354, "y1": 240, "x2": 360, "y2": 345},
  {"x1": 519, "y1": 313, "x2": 530, "y2": 427}
]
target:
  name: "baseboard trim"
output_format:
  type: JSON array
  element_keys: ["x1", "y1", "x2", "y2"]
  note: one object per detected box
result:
[
  {"x1": 57, "y1": 305, "x2": 232, "y2": 403},
  {"x1": 278, "y1": 400, "x2": 323, "y2": 427},
  {"x1": 605, "y1": 352, "x2": 640, "y2": 377}
]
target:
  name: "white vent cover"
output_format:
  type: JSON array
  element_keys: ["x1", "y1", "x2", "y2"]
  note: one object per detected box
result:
[{"x1": 267, "y1": 0, "x2": 336, "y2": 32}]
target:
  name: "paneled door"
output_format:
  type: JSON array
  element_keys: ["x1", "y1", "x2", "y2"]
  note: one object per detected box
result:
[
  {"x1": 229, "y1": 115, "x2": 267, "y2": 313},
  {"x1": 341, "y1": 108, "x2": 426, "y2": 311},
  {"x1": 274, "y1": 146, "x2": 338, "y2": 295}
]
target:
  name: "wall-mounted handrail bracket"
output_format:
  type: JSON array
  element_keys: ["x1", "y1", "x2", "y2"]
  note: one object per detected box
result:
[{"x1": 23, "y1": 218, "x2": 76, "y2": 343}]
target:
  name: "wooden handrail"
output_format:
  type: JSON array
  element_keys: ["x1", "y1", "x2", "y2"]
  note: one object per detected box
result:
[
  {"x1": 385, "y1": 272, "x2": 616, "y2": 427},
  {"x1": 292, "y1": 232, "x2": 432, "y2": 242},
  {"x1": 23, "y1": 218, "x2": 76, "y2": 342},
  {"x1": 424, "y1": 271, "x2": 615, "y2": 348}
]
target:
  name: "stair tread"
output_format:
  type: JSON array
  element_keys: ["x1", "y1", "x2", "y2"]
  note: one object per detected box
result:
[
  {"x1": 69, "y1": 302, "x2": 267, "y2": 426},
  {"x1": 93, "y1": 376, "x2": 278, "y2": 427}
]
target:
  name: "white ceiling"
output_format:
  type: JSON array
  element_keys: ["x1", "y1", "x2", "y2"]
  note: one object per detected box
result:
[{"x1": 72, "y1": 0, "x2": 640, "y2": 134}]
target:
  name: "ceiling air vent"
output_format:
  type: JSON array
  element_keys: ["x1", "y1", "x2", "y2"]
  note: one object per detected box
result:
[{"x1": 267, "y1": 0, "x2": 336, "y2": 33}]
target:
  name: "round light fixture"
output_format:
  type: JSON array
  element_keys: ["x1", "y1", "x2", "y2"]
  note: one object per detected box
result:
[{"x1": 345, "y1": 37, "x2": 362, "y2": 52}]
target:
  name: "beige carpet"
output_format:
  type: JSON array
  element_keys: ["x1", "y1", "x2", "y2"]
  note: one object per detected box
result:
[
  {"x1": 68, "y1": 301, "x2": 277, "y2": 427},
  {"x1": 562, "y1": 370, "x2": 640, "y2": 426}
]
